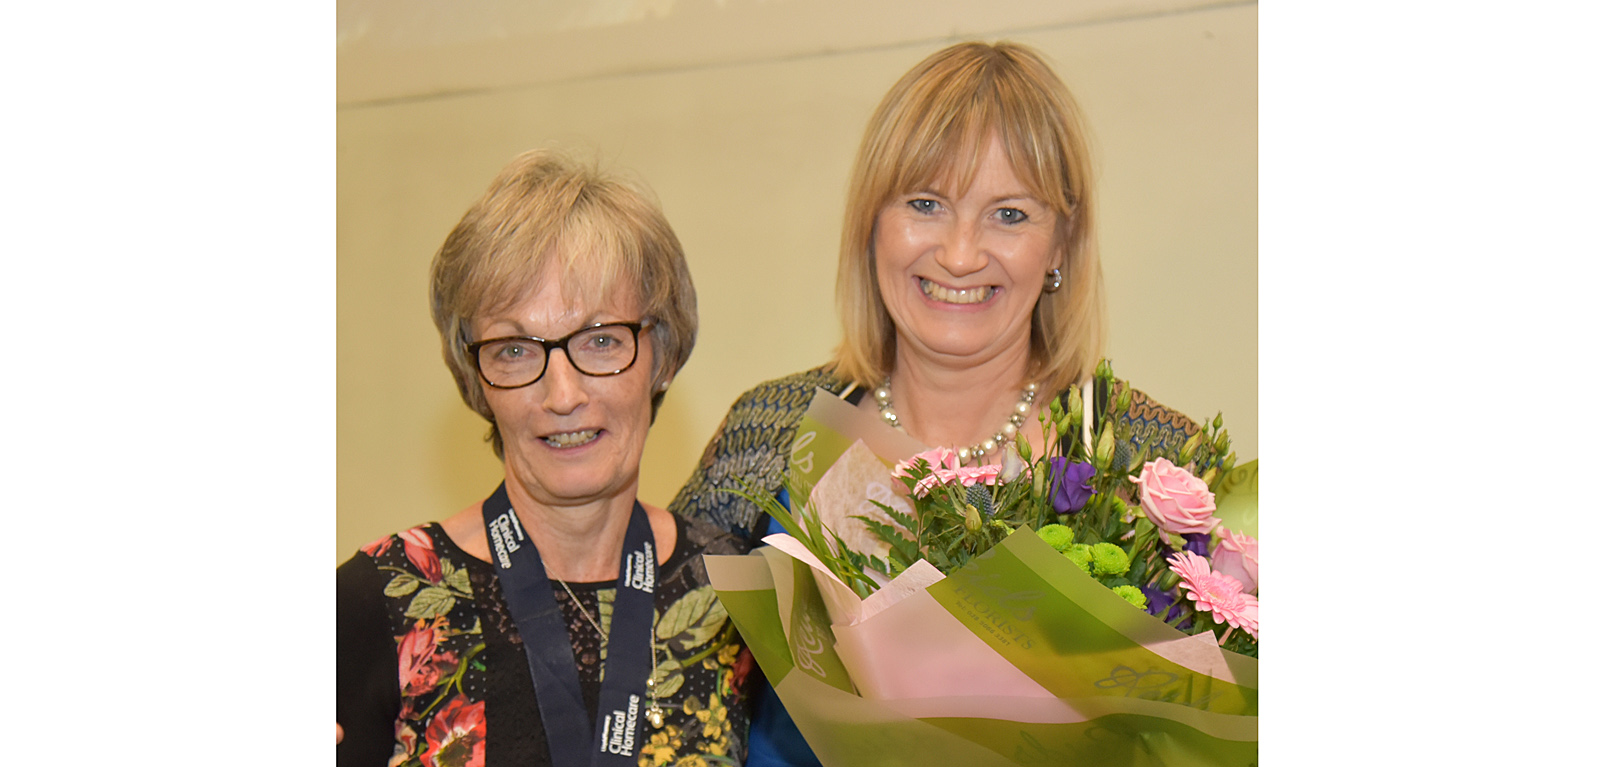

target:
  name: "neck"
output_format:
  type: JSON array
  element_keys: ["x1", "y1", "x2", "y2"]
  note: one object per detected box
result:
[
  {"x1": 503, "y1": 476, "x2": 640, "y2": 582},
  {"x1": 886, "y1": 338, "x2": 1036, "y2": 454}
]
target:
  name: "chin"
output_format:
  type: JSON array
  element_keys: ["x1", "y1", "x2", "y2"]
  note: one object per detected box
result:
[
  {"x1": 505, "y1": 455, "x2": 630, "y2": 506},
  {"x1": 915, "y1": 329, "x2": 1008, "y2": 360},
  {"x1": 534, "y1": 477, "x2": 634, "y2": 506}
]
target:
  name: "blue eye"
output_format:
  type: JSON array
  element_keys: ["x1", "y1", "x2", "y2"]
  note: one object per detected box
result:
[
  {"x1": 996, "y1": 207, "x2": 1029, "y2": 224},
  {"x1": 909, "y1": 198, "x2": 939, "y2": 214}
]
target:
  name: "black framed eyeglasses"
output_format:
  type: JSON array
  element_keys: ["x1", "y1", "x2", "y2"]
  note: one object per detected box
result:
[{"x1": 467, "y1": 320, "x2": 652, "y2": 389}]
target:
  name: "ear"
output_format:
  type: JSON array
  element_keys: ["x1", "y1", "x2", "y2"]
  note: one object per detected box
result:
[{"x1": 1051, "y1": 215, "x2": 1072, "y2": 273}]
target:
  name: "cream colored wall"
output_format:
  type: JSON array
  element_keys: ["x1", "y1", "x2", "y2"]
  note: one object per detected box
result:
[{"x1": 336, "y1": 1, "x2": 1257, "y2": 562}]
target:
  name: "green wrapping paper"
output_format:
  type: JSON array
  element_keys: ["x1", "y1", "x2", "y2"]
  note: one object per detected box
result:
[{"x1": 705, "y1": 532, "x2": 1258, "y2": 766}]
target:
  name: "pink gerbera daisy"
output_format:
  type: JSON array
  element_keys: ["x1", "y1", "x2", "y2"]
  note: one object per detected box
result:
[
  {"x1": 912, "y1": 467, "x2": 961, "y2": 497},
  {"x1": 1232, "y1": 594, "x2": 1259, "y2": 640},
  {"x1": 1167, "y1": 551, "x2": 1255, "y2": 639}
]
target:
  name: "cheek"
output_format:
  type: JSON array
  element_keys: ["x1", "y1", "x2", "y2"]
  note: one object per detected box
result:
[
  {"x1": 872, "y1": 213, "x2": 921, "y2": 269},
  {"x1": 480, "y1": 389, "x2": 523, "y2": 428},
  {"x1": 611, "y1": 378, "x2": 658, "y2": 433},
  {"x1": 1007, "y1": 236, "x2": 1059, "y2": 281}
]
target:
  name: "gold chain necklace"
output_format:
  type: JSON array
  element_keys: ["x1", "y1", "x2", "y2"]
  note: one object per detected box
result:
[{"x1": 556, "y1": 578, "x2": 666, "y2": 728}]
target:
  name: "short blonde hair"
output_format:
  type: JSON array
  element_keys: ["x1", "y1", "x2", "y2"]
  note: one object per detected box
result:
[
  {"x1": 429, "y1": 150, "x2": 697, "y2": 457},
  {"x1": 832, "y1": 42, "x2": 1105, "y2": 396}
]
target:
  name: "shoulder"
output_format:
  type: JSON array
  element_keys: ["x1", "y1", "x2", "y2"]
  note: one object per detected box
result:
[
  {"x1": 1105, "y1": 380, "x2": 1202, "y2": 468},
  {"x1": 670, "y1": 365, "x2": 844, "y2": 538},
  {"x1": 659, "y1": 513, "x2": 753, "y2": 572},
  {"x1": 341, "y1": 522, "x2": 484, "y2": 591},
  {"x1": 345, "y1": 522, "x2": 450, "y2": 565},
  {"x1": 714, "y1": 365, "x2": 847, "y2": 450},
  {"x1": 1118, "y1": 382, "x2": 1202, "y2": 436},
  {"x1": 725, "y1": 365, "x2": 848, "y2": 414},
  {"x1": 698, "y1": 365, "x2": 849, "y2": 468},
  {"x1": 678, "y1": 514, "x2": 755, "y2": 557}
]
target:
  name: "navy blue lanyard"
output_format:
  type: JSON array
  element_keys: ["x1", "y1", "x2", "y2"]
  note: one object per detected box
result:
[{"x1": 481, "y1": 483, "x2": 658, "y2": 767}]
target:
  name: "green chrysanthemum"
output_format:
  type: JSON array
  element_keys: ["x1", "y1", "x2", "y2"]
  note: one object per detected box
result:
[
  {"x1": 1089, "y1": 542, "x2": 1130, "y2": 577},
  {"x1": 1112, "y1": 585, "x2": 1148, "y2": 609},
  {"x1": 1037, "y1": 524, "x2": 1074, "y2": 553},
  {"x1": 1062, "y1": 544, "x2": 1093, "y2": 574}
]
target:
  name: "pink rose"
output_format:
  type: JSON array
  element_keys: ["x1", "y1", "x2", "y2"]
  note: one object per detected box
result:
[
  {"x1": 1213, "y1": 527, "x2": 1259, "y2": 594},
  {"x1": 1131, "y1": 458, "x2": 1218, "y2": 535}
]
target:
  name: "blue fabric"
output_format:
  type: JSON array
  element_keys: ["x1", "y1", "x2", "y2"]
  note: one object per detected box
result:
[{"x1": 745, "y1": 492, "x2": 823, "y2": 767}]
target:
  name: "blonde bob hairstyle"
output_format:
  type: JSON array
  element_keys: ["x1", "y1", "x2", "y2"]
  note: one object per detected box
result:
[
  {"x1": 832, "y1": 41, "x2": 1106, "y2": 397},
  {"x1": 429, "y1": 149, "x2": 698, "y2": 458}
]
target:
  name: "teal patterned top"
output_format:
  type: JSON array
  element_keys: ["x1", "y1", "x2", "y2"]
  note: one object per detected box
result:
[{"x1": 668, "y1": 366, "x2": 1201, "y2": 542}]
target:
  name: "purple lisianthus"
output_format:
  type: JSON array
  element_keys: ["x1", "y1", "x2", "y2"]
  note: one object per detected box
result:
[
  {"x1": 1049, "y1": 458, "x2": 1096, "y2": 513},
  {"x1": 1182, "y1": 532, "x2": 1210, "y2": 558},
  {"x1": 1141, "y1": 583, "x2": 1194, "y2": 629},
  {"x1": 1141, "y1": 584, "x2": 1179, "y2": 620}
]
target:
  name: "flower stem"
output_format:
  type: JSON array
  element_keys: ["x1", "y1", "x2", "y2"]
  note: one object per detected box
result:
[
  {"x1": 417, "y1": 641, "x2": 486, "y2": 719},
  {"x1": 677, "y1": 622, "x2": 738, "y2": 667}
]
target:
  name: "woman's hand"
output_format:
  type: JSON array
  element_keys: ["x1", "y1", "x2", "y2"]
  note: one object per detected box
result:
[{"x1": 336, "y1": 723, "x2": 343, "y2": 744}]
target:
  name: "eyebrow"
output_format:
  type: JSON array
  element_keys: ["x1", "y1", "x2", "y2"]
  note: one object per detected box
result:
[
  {"x1": 906, "y1": 187, "x2": 1043, "y2": 207},
  {"x1": 479, "y1": 313, "x2": 624, "y2": 339}
]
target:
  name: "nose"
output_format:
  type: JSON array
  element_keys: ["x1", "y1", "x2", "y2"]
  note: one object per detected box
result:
[
  {"x1": 540, "y1": 349, "x2": 589, "y2": 415},
  {"x1": 934, "y1": 218, "x2": 987, "y2": 277}
]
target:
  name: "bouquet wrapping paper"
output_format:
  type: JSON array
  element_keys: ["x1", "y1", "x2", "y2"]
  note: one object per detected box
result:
[
  {"x1": 704, "y1": 389, "x2": 1258, "y2": 766},
  {"x1": 706, "y1": 532, "x2": 1257, "y2": 766}
]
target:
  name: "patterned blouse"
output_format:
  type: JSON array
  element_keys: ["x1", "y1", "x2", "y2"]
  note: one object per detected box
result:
[
  {"x1": 337, "y1": 515, "x2": 754, "y2": 767},
  {"x1": 669, "y1": 365, "x2": 1201, "y2": 543}
]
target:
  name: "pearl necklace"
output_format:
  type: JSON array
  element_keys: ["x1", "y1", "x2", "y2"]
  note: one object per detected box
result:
[{"x1": 873, "y1": 377, "x2": 1039, "y2": 465}]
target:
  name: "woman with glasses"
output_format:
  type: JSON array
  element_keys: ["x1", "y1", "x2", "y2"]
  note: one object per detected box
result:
[{"x1": 337, "y1": 150, "x2": 753, "y2": 767}]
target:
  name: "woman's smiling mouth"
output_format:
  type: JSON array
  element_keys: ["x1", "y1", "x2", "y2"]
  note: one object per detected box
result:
[
  {"x1": 920, "y1": 277, "x2": 995, "y2": 305},
  {"x1": 542, "y1": 429, "x2": 599, "y2": 448}
]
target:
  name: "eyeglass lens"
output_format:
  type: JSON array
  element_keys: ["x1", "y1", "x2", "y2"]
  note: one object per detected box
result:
[{"x1": 476, "y1": 324, "x2": 639, "y2": 387}]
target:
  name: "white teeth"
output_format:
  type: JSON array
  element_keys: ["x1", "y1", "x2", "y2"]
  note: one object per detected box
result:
[
  {"x1": 543, "y1": 430, "x2": 598, "y2": 448},
  {"x1": 920, "y1": 278, "x2": 994, "y2": 305}
]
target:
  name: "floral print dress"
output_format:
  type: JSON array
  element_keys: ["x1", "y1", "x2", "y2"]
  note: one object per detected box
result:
[{"x1": 337, "y1": 515, "x2": 754, "y2": 767}]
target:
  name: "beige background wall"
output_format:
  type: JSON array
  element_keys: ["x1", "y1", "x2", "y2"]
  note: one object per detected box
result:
[{"x1": 336, "y1": 0, "x2": 1258, "y2": 562}]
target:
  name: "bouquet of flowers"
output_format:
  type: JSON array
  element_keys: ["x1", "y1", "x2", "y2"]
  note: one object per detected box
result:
[{"x1": 703, "y1": 361, "x2": 1259, "y2": 766}]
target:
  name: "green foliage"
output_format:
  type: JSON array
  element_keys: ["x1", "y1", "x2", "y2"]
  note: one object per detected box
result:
[
  {"x1": 855, "y1": 505, "x2": 919, "y2": 573},
  {"x1": 721, "y1": 476, "x2": 880, "y2": 599}
]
